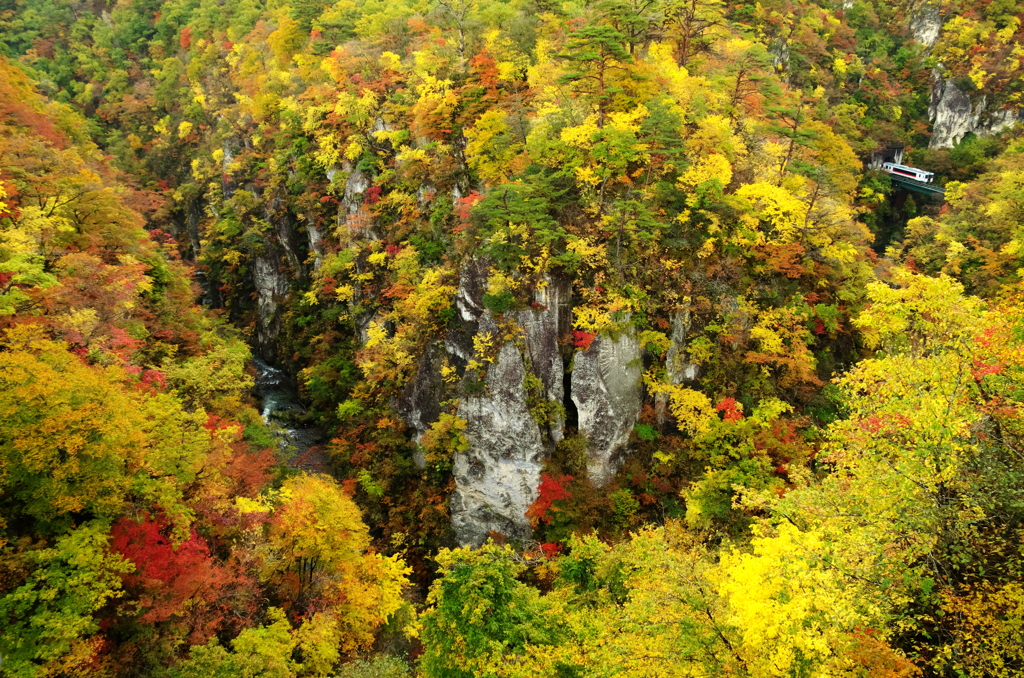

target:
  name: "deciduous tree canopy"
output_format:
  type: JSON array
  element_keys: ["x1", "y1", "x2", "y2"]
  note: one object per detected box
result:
[{"x1": 1, "y1": 0, "x2": 1023, "y2": 674}]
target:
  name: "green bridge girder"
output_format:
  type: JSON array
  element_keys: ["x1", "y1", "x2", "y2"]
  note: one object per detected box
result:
[{"x1": 888, "y1": 174, "x2": 946, "y2": 196}]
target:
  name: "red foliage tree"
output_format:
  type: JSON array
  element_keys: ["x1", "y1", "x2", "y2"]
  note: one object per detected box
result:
[
  {"x1": 526, "y1": 473, "x2": 574, "y2": 527},
  {"x1": 109, "y1": 513, "x2": 252, "y2": 644},
  {"x1": 716, "y1": 397, "x2": 744, "y2": 423}
]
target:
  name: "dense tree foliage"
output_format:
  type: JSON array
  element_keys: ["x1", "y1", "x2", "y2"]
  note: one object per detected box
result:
[
  {"x1": 1, "y1": 0, "x2": 1023, "y2": 674},
  {"x1": 0, "y1": 44, "x2": 408, "y2": 678},
  {"x1": 421, "y1": 271, "x2": 1024, "y2": 677}
]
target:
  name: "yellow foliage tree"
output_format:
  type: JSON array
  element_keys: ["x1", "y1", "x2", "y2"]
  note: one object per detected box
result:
[{"x1": 257, "y1": 473, "x2": 410, "y2": 653}]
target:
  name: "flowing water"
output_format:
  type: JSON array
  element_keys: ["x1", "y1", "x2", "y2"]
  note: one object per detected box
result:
[{"x1": 252, "y1": 356, "x2": 326, "y2": 470}]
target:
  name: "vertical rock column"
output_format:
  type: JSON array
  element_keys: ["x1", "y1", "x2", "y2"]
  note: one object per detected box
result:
[
  {"x1": 572, "y1": 332, "x2": 642, "y2": 487},
  {"x1": 397, "y1": 262, "x2": 568, "y2": 545},
  {"x1": 253, "y1": 254, "x2": 290, "y2": 362},
  {"x1": 451, "y1": 339, "x2": 545, "y2": 547},
  {"x1": 929, "y1": 78, "x2": 985, "y2": 149},
  {"x1": 910, "y1": 4, "x2": 942, "y2": 48},
  {"x1": 929, "y1": 75, "x2": 1023, "y2": 149},
  {"x1": 514, "y1": 276, "x2": 569, "y2": 443},
  {"x1": 306, "y1": 220, "x2": 325, "y2": 271},
  {"x1": 656, "y1": 310, "x2": 700, "y2": 427}
]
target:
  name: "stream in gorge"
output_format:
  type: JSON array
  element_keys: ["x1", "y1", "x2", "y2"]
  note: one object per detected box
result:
[{"x1": 252, "y1": 356, "x2": 327, "y2": 471}]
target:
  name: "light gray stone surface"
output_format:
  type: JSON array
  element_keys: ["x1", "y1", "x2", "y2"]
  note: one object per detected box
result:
[
  {"x1": 452, "y1": 341, "x2": 545, "y2": 546},
  {"x1": 307, "y1": 220, "x2": 324, "y2": 271},
  {"x1": 389, "y1": 261, "x2": 573, "y2": 544},
  {"x1": 665, "y1": 310, "x2": 700, "y2": 385},
  {"x1": 514, "y1": 277, "x2": 568, "y2": 442},
  {"x1": 572, "y1": 331, "x2": 642, "y2": 487},
  {"x1": 929, "y1": 77, "x2": 984, "y2": 148},
  {"x1": 930, "y1": 77, "x2": 1023, "y2": 149},
  {"x1": 344, "y1": 166, "x2": 371, "y2": 211},
  {"x1": 253, "y1": 253, "x2": 290, "y2": 361},
  {"x1": 656, "y1": 310, "x2": 700, "y2": 427},
  {"x1": 911, "y1": 5, "x2": 942, "y2": 48}
]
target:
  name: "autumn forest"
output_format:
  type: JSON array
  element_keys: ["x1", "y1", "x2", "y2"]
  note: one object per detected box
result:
[{"x1": 1, "y1": 0, "x2": 1023, "y2": 675}]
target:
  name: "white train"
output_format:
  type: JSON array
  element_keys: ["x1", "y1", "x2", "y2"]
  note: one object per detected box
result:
[{"x1": 882, "y1": 162, "x2": 935, "y2": 184}]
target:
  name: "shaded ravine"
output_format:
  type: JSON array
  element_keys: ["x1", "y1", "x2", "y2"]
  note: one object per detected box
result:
[{"x1": 251, "y1": 356, "x2": 328, "y2": 472}]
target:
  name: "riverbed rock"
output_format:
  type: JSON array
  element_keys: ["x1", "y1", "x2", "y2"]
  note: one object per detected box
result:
[{"x1": 572, "y1": 330, "x2": 642, "y2": 487}]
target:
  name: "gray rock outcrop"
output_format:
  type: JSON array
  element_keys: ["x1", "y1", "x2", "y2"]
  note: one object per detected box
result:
[
  {"x1": 656, "y1": 310, "x2": 700, "y2": 427},
  {"x1": 344, "y1": 166, "x2": 371, "y2": 212},
  {"x1": 396, "y1": 259, "x2": 559, "y2": 546},
  {"x1": 514, "y1": 276, "x2": 569, "y2": 442},
  {"x1": 572, "y1": 330, "x2": 642, "y2": 487},
  {"x1": 452, "y1": 340, "x2": 545, "y2": 546},
  {"x1": 396, "y1": 342, "x2": 447, "y2": 470},
  {"x1": 911, "y1": 5, "x2": 942, "y2": 48},
  {"x1": 253, "y1": 253, "x2": 290, "y2": 361},
  {"x1": 306, "y1": 219, "x2": 325, "y2": 271},
  {"x1": 929, "y1": 77, "x2": 985, "y2": 148},
  {"x1": 930, "y1": 76, "x2": 1023, "y2": 149},
  {"x1": 665, "y1": 310, "x2": 700, "y2": 385},
  {"x1": 915, "y1": 7, "x2": 1023, "y2": 149}
]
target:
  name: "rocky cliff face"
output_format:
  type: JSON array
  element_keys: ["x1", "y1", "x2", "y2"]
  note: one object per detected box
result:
[
  {"x1": 390, "y1": 257, "x2": 669, "y2": 543},
  {"x1": 514, "y1": 277, "x2": 570, "y2": 443},
  {"x1": 451, "y1": 338, "x2": 545, "y2": 546},
  {"x1": 930, "y1": 78, "x2": 981, "y2": 149},
  {"x1": 910, "y1": 5, "x2": 942, "y2": 48},
  {"x1": 397, "y1": 341, "x2": 447, "y2": 470},
  {"x1": 253, "y1": 252, "x2": 291, "y2": 362},
  {"x1": 656, "y1": 310, "x2": 700, "y2": 427},
  {"x1": 905, "y1": 3, "x2": 1023, "y2": 149},
  {"x1": 199, "y1": 140, "x2": 658, "y2": 534},
  {"x1": 251, "y1": 237, "x2": 651, "y2": 544},
  {"x1": 219, "y1": 158, "x2": 657, "y2": 543},
  {"x1": 251, "y1": 193, "x2": 304, "y2": 362},
  {"x1": 392, "y1": 262, "x2": 582, "y2": 546},
  {"x1": 929, "y1": 77, "x2": 1023, "y2": 149},
  {"x1": 571, "y1": 330, "x2": 642, "y2": 488},
  {"x1": 344, "y1": 166, "x2": 371, "y2": 215},
  {"x1": 922, "y1": 8, "x2": 1023, "y2": 149},
  {"x1": 424, "y1": 263, "x2": 559, "y2": 545},
  {"x1": 306, "y1": 219, "x2": 325, "y2": 271},
  {"x1": 251, "y1": 163, "x2": 374, "y2": 363}
]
